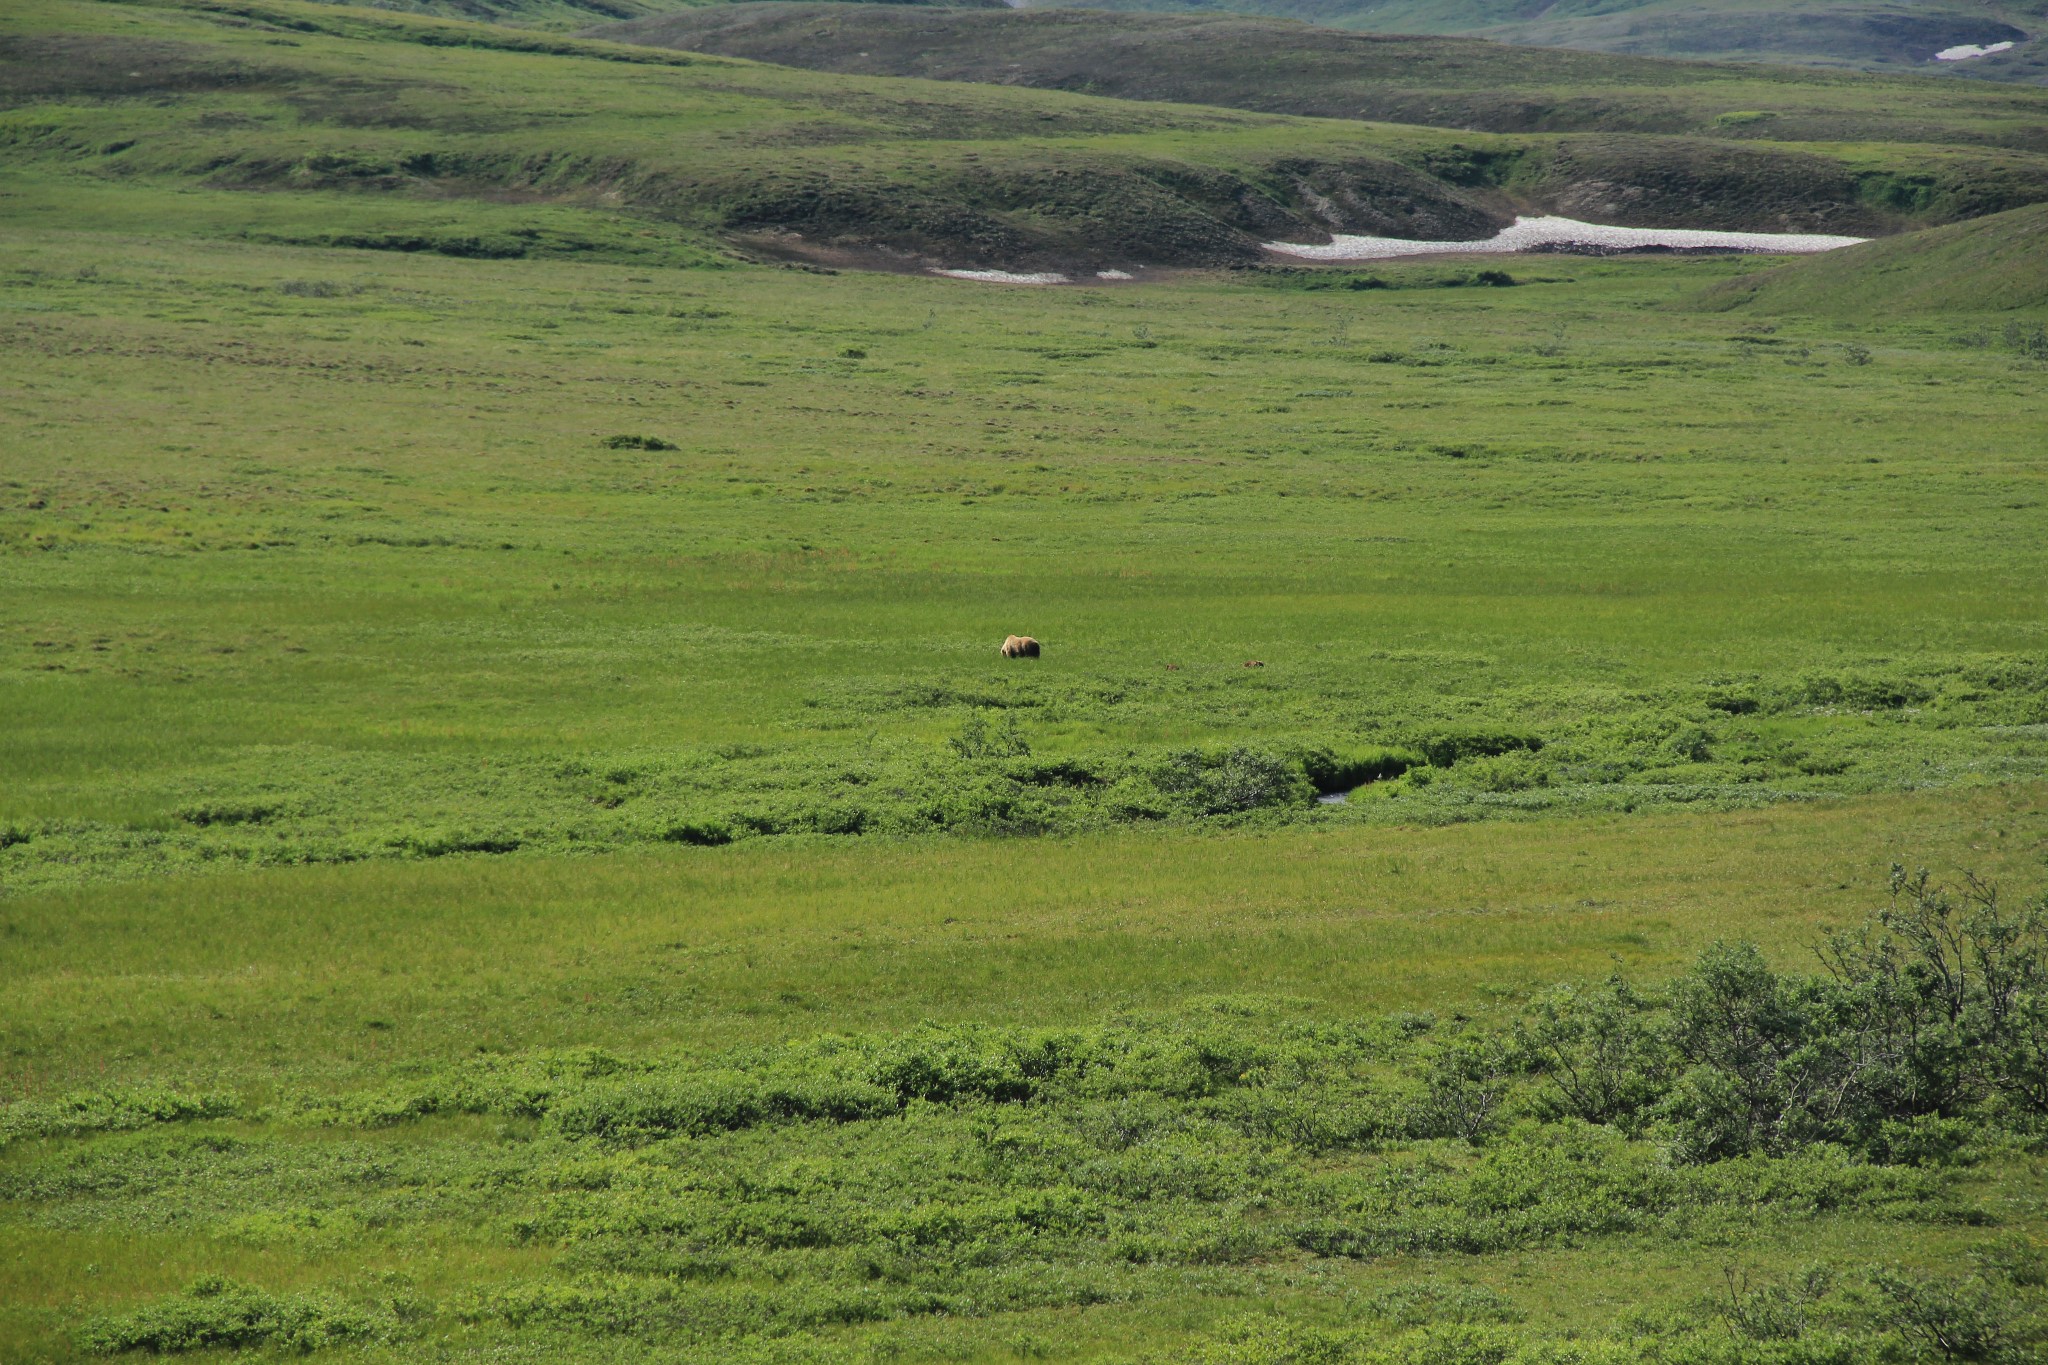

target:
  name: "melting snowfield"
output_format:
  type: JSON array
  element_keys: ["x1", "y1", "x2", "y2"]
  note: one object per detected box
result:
[
  {"x1": 933, "y1": 268, "x2": 1071, "y2": 284},
  {"x1": 1936, "y1": 41, "x2": 2015, "y2": 60},
  {"x1": 926, "y1": 219, "x2": 1863, "y2": 285},
  {"x1": 931, "y1": 268, "x2": 1139, "y2": 284},
  {"x1": 1266, "y1": 216, "x2": 1866, "y2": 262}
]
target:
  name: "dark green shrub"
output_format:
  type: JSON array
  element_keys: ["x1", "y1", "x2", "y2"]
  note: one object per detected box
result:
[
  {"x1": 1297, "y1": 745, "x2": 1417, "y2": 795},
  {"x1": 2003, "y1": 321, "x2": 2048, "y2": 360},
  {"x1": 387, "y1": 830, "x2": 523, "y2": 857},
  {"x1": 174, "y1": 801, "x2": 277, "y2": 827},
  {"x1": 600, "y1": 434, "x2": 678, "y2": 451},
  {"x1": 552, "y1": 1063, "x2": 902, "y2": 1141},
  {"x1": 1411, "y1": 730, "x2": 1543, "y2": 768},
  {"x1": 1798, "y1": 673, "x2": 1930, "y2": 710},
  {"x1": 1818, "y1": 868, "x2": 2048, "y2": 1122},
  {"x1": 864, "y1": 1028, "x2": 1037, "y2": 1104},
  {"x1": 660, "y1": 819, "x2": 733, "y2": 847},
  {"x1": 81, "y1": 1277, "x2": 383, "y2": 1355},
  {"x1": 2, "y1": 1088, "x2": 240, "y2": 1146},
  {"x1": 1660, "y1": 942, "x2": 1825, "y2": 1160},
  {"x1": 1006, "y1": 757, "x2": 1102, "y2": 788},
  {"x1": 1155, "y1": 747, "x2": 1313, "y2": 814}
]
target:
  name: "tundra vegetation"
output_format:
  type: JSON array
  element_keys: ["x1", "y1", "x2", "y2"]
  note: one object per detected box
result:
[{"x1": 2, "y1": 0, "x2": 2048, "y2": 1361}]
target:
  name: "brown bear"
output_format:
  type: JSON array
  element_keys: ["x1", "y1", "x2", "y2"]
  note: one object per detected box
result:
[{"x1": 1000, "y1": 635, "x2": 1041, "y2": 658}]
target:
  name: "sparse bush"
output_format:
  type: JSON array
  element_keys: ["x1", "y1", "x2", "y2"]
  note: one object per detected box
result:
[
  {"x1": 950, "y1": 710, "x2": 1030, "y2": 761},
  {"x1": 1523, "y1": 973, "x2": 1669, "y2": 1133},
  {"x1": 1869, "y1": 1268, "x2": 2029, "y2": 1361},
  {"x1": 1364, "y1": 1280, "x2": 1524, "y2": 1327},
  {"x1": 1407, "y1": 1030, "x2": 1516, "y2": 1142},
  {"x1": 1712, "y1": 1265, "x2": 1834, "y2": 1343},
  {"x1": 2003, "y1": 321, "x2": 2048, "y2": 360}
]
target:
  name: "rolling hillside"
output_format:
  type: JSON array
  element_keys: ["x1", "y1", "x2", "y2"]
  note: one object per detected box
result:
[
  {"x1": 1698, "y1": 197, "x2": 2048, "y2": 310},
  {"x1": 13, "y1": 0, "x2": 2048, "y2": 277},
  {"x1": 601, "y1": 4, "x2": 2048, "y2": 151}
]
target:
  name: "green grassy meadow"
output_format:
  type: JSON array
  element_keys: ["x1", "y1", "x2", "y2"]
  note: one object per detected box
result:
[
  {"x1": 7, "y1": 215, "x2": 2048, "y2": 891},
  {"x1": 5, "y1": 2, "x2": 2048, "y2": 1361}
]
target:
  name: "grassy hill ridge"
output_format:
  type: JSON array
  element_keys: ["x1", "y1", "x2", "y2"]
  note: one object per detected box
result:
[{"x1": 1697, "y1": 197, "x2": 2048, "y2": 311}]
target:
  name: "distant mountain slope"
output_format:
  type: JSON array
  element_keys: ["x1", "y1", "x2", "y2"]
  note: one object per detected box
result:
[
  {"x1": 1015, "y1": 0, "x2": 2048, "y2": 84},
  {"x1": 597, "y1": 5, "x2": 2048, "y2": 153},
  {"x1": 304, "y1": 0, "x2": 703, "y2": 29},
  {"x1": 1697, "y1": 199, "x2": 2048, "y2": 311},
  {"x1": 287, "y1": 0, "x2": 1003, "y2": 34}
]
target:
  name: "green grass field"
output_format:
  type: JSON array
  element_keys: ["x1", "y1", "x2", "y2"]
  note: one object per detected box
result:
[{"x1": 4, "y1": 3, "x2": 2048, "y2": 1361}]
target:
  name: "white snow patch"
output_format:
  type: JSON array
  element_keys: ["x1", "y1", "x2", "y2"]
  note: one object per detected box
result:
[
  {"x1": 1096, "y1": 270, "x2": 1135, "y2": 281},
  {"x1": 1936, "y1": 41, "x2": 2014, "y2": 60},
  {"x1": 932, "y1": 268, "x2": 1069, "y2": 285},
  {"x1": 1264, "y1": 215, "x2": 1865, "y2": 262}
]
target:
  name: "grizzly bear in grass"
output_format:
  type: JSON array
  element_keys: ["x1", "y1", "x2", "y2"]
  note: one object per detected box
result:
[{"x1": 1000, "y1": 635, "x2": 1040, "y2": 658}]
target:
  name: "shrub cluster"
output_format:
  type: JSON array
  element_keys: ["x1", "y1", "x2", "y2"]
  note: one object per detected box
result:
[
  {"x1": 1524, "y1": 867, "x2": 2048, "y2": 1161},
  {"x1": 52, "y1": 873, "x2": 2048, "y2": 1360}
]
